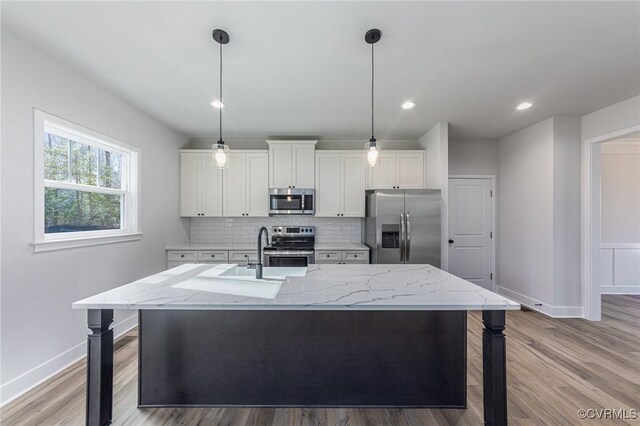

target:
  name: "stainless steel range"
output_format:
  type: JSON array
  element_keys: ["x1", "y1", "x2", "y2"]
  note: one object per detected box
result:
[{"x1": 263, "y1": 226, "x2": 315, "y2": 267}]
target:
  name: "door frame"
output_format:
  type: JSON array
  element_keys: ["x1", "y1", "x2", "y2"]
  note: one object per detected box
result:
[
  {"x1": 448, "y1": 175, "x2": 497, "y2": 291},
  {"x1": 581, "y1": 124, "x2": 640, "y2": 320}
]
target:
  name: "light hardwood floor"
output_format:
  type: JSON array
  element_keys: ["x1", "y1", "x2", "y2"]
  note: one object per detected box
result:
[{"x1": 2, "y1": 295, "x2": 639, "y2": 425}]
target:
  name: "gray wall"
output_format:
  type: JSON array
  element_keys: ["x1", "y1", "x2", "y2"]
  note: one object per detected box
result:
[
  {"x1": 497, "y1": 117, "x2": 582, "y2": 316},
  {"x1": 0, "y1": 31, "x2": 189, "y2": 403},
  {"x1": 601, "y1": 149, "x2": 640, "y2": 243},
  {"x1": 448, "y1": 139, "x2": 498, "y2": 176}
]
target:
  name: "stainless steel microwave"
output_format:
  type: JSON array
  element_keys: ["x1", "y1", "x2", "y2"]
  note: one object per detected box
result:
[{"x1": 269, "y1": 189, "x2": 314, "y2": 215}]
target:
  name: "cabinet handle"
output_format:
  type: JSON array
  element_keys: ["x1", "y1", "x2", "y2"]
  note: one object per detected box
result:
[
  {"x1": 180, "y1": 255, "x2": 184, "y2": 258},
  {"x1": 326, "y1": 254, "x2": 330, "y2": 258},
  {"x1": 211, "y1": 255, "x2": 215, "y2": 258},
  {"x1": 244, "y1": 254, "x2": 248, "y2": 257},
  {"x1": 354, "y1": 255, "x2": 358, "y2": 258}
]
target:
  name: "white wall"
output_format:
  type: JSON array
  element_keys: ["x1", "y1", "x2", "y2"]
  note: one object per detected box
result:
[
  {"x1": 599, "y1": 141, "x2": 640, "y2": 294},
  {"x1": 497, "y1": 118, "x2": 555, "y2": 308},
  {"x1": 418, "y1": 122, "x2": 449, "y2": 270},
  {"x1": 0, "y1": 31, "x2": 188, "y2": 404},
  {"x1": 582, "y1": 96, "x2": 640, "y2": 141},
  {"x1": 552, "y1": 117, "x2": 582, "y2": 308},
  {"x1": 581, "y1": 95, "x2": 640, "y2": 319},
  {"x1": 448, "y1": 140, "x2": 498, "y2": 175},
  {"x1": 497, "y1": 117, "x2": 582, "y2": 316},
  {"x1": 600, "y1": 145, "x2": 640, "y2": 243}
]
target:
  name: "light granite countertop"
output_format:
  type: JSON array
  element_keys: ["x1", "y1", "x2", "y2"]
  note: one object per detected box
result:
[{"x1": 73, "y1": 263, "x2": 520, "y2": 311}]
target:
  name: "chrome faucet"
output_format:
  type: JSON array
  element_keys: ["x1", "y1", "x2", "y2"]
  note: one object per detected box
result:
[{"x1": 254, "y1": 226, "x2": 269, "y2": 279}]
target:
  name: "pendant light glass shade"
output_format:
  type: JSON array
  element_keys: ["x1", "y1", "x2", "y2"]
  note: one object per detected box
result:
[
  {"x1": 213, "y1": 141, "x2": 230, "y2": 169},
  {"x1": 364, "y1": 29, "x2": 381, "y2": 167},
  {"x1": 212, "y1": 29, "x2": 230, "y2": 169},
  {"x1": 366, "y1": 139, "x2": 379, "y2": 167}
]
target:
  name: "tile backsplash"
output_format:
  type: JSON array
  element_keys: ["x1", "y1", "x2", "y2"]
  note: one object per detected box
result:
[{"x1": 190, "y1": 217, "x2": 363, "y2": 245}]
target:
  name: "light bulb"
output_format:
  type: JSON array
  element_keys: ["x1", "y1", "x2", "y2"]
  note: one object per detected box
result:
[
  {"x1": 211, "y1": 100, "x2": 224, "y2": 108},
  {"x1": 516, "y1": 102, "x2": 532, "y2": 111},
  {"x1": 215, "y1": 148, "x2": 226, "y2": 168},
  {"x1": 212, "y1": 143, "x2": 229, "y2": 169},
  {"x1": 367, "y1": 146, "x2": 379, "y2": 167}
]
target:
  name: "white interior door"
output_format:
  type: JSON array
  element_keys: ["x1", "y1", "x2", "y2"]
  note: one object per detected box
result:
[{"x1": 448, "y1": 177, "x2": 493, "y2": 290}]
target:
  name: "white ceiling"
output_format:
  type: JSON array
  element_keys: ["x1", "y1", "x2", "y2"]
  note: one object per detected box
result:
[{"x1": 3, "y1": 1, "x2": 639, "y2": 141}]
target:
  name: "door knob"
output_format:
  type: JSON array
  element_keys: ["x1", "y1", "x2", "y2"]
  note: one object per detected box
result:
[{"x1": 448, "y1": 239, "x2": 454, "y2": 244}]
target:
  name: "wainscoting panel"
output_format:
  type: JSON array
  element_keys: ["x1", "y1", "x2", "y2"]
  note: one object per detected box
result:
[{"x1": 601, "y1": 244, "x2": 640, "y2": 294}]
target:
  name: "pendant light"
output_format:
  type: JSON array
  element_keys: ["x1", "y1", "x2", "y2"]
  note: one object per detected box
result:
[
  {"x1": 212, "y1": 29, "x2": 230, "y2": 169},
  {"x1": 364, "y1": 29, "x2": 381, "y2": 167}
]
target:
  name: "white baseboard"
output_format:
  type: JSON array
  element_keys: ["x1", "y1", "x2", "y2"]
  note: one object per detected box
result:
[
  {"x1": 496, "y1": 286, "x2": 583, "y2": 318},
  {"x1": 601, "y1": 285, "x2": 640, "y2": 295},
  {"x1": 0, "y1": 313, "x2": 138, "y2": 407}
]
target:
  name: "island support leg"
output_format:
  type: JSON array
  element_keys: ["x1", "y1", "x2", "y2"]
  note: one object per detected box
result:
[
  {"x1": 86, "y1": 309, "x2": 114, "y2": 426},
  {"x1": 482, "y1": 310, "x2": 507, "y2": 426}
]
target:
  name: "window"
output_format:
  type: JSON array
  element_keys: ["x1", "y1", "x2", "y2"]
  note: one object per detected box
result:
[{"x1": 34, "y1": 110, "x2": 141, "y2": 251}]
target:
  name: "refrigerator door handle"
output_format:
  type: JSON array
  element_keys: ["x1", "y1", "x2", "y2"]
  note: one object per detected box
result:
[
  {"x1": 400, "y1": 213, "x2": 405, "y2": 262},
  {"x1": 406, "y1": 212, "x2": 411, "y2": 262}
]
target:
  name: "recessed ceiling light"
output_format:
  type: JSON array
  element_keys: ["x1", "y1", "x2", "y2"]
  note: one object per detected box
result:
[
  {"x1": 211, "y1": 100, "x2": 224, "y2": 108},
  {"x1": 402, "y1": 101, "x2": 416, "y2": 110},
  {"x1": 516, "y1": 102, "x2": 532, "y2": 111}
]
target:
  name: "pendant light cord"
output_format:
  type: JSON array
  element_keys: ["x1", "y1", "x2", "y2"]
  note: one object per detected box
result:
[
  {"x1": 371, "y1": 43, "x2": 375, "y2": 141},
  {"x1": 219, "y1": 42, "x2": 223, "y2": 143}
]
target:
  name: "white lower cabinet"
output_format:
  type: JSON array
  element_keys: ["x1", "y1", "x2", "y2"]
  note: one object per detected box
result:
[
  {"x1": 315, "y1": 152, "x2": 366, "y2": 217},
  {"x1": 167, "y1": 250, "x2": 257, "y2": 269},
  {"x1": 315, "y1": 250, "x2": 369, "y2": 264}
]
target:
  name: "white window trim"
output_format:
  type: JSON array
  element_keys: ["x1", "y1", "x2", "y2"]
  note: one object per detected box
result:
[{"x1": 33, "y1": 109, "x2": 142, "y2": 252}]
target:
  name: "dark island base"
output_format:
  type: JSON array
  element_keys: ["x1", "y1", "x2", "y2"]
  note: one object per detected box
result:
[{"x1": 138, "y1": 310, "x2": 467, "y2": 407}]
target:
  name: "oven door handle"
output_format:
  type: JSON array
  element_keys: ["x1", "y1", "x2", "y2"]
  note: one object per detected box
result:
[{"x1": 263, "y1": 251, "x2": 315, "y2": 256}]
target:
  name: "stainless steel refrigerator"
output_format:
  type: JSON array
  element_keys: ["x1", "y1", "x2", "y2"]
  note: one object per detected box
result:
[{"x1": 365, "y1": 189, "x2": 441, "y2": 266}]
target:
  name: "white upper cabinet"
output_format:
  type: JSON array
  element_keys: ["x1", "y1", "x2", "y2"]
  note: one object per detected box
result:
[
  {"x1": 267, "y1": 140, "x2": 317, "y2": 189},
  {"x1": 315, "y1": 154, "x2": 341, "y2": 217},
  {"x1": 341, "y1": 154, "x2": 366, "y2": 217},
  {"x1": 366, "y1": 153, "x2": 396, "y2": 189},
  {"x1": 223, "y1": 151, "x2": 269, "y2": 217},
  {"x1": 315, "y1": 152, "x2": 366, "y2": 218},
  {"x1": 222, "y1": 153, "x2": 246, "y2": 217},
  {"x1": 396, "y1": 153, "x2": 425, "y2": 189},
  {"x1": 180, "y1": 151, "x2": 222, "y2": 217},
  {"x1": 245, "y1": 153, "x2": 269, "y2": 216},
  {"x1": 366, "y1": 151, "x2": 425, "y2": 190}
]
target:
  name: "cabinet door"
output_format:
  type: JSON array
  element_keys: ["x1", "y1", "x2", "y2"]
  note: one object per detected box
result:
[
  {"x1": 366, "y1": 153, "x2": 396, "y2": 189},
  {"x1": 245, "y1": 153, "x2": 269, "y2": 217},
  {"x1": 342, "y1": 154, "x2": 366, "y2": 217},
  {"x1": 396, "y1": 153, "x2": 425, "y2": 189},
  {"x1": 315, "y1": 154, "x2": 341, "y2": 217},
  {"x1": 201, "y1": 153, "x2": 223, "y2": 216},
  {"x1": 180, "y1": 152, "x2": 201, "y2": 217},
  {"x1": 292, "y1": 144, "x2": 315, "y2": 188},
  {"x1": 269, "y1": 144, "x2": 292, "y2": 188},
  {"x1": 223, "y1": 153, "x2": 246, "y2": 217}
]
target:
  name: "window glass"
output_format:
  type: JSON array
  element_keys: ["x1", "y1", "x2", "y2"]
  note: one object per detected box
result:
[
  {"x1": 44, "y1": 188, "x2": 122, "y2": 233},
  {"x1": 70, "y1": 140, "x2": 98, "y2": 186},
  {"x1": 43, "y1": 133, "x2": 69, "y2": 182},
  {"x1": 98, "y1": 149, "x2": 122, "y2": 189}
]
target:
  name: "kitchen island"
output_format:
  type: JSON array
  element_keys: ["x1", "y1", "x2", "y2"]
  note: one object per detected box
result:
[{"x1": 73, "y1": 263, "x2": 519, "y2": 426}]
